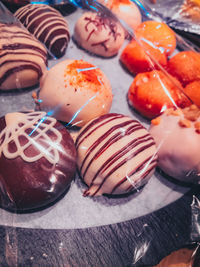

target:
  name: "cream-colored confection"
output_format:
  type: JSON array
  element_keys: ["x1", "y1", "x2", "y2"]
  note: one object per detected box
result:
[
  {"x1": 98, "y1": 0, "x2": 142, "y2": 31},
  {"x1": 74, "y1": 12, "x2": 125, "y2": 57},
  {"x1": 150, "y1": 105, "x2": 200, "y2": 183},
  {"x1": 111, "y1": 1, "x2": 142, "y2": 31},
  {"x1": 38, "y1": 59, "x2": 113, "y2": 127},
  {"x1": 0, "y1": 23, "x2": 47, "y2": 90},
  {"x1": 76, "y1": 113, "x2": 157, "y2": 196}
]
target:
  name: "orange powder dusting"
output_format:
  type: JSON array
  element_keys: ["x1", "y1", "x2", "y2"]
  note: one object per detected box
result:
[
  {"x1": 64, "y1": 60, "x2": 103, "y2": 90},
  {"x1": 112, "y1": 0, "x2": 130, "y2": 6}
]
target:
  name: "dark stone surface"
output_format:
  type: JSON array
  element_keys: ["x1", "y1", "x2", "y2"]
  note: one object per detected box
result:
[{"x1": 0, "y1": 188, "x2": 199, "y2": 266}]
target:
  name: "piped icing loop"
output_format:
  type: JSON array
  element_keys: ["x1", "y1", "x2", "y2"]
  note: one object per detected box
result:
[{"x1": 0, "y1": 111, "x2": 62, "y2": 164}]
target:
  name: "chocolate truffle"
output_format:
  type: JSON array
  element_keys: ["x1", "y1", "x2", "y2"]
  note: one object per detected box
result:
[
  {"x1": 38, "y1": 59, "x2": 113, "y2": 127},
  {"x1": 14, "y1": 4, "x2": 70, "y2": 58},
  {"x1": 150, "y1": 105, "x2": 200, "y2": 184},
  {"x1": 0, "y1": 23, "x2": 47, "y2": 91},
  {"x1": 76, "y1": 113, "x2": 158, "y2": 196},
  {"x1": 0, "y1": 111, "x2": 77, "y2": 212},
  {"x1": 74, "y1": 12, "x2": 125, "y2": 57}
]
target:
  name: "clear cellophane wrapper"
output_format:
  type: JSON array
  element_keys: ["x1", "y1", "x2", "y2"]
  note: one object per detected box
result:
[{"x1": 0, "y1": 0, "x2": 200, "y2": 266}]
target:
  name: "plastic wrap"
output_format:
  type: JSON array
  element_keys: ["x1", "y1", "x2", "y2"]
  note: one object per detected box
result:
[{"x1": 0, "y1": 0, "x2": 200, "y2": 266}]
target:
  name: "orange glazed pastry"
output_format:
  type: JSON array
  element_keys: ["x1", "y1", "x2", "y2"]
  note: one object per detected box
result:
[
  {"x1": 135, "y1": 21, "x2": 176, "y2": 56},
  {"x1": 168, "y1": 51, "x2": 200, "y2": 86},
  {"x1": 183, "y1": 80, "x2": 200, "y2": 107},
  {"x1": 120, "y1": 40, "x2": 167, "y2": 74},
  {"x1": 128, "y1": 70, "x2": 190, "y2": 119}
]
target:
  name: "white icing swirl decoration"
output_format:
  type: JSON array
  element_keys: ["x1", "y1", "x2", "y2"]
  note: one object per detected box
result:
[{"x1": 0, "y1": 112, "x2": 62, "y2": 164}]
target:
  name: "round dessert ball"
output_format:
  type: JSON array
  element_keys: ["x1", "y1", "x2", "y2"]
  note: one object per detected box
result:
[
  {"x1": 128, "y1": 70, "x2": 191, "y2": 119},
  {"x1": 110, "y1": 0, "x2": 142, "y2": 31},
  {"x1": 0, "y1": 111, "x2": 77, "y2": 212},
  {"x1": 0, "y1": 23, "x2": 47, "y2": 91},
  {"x1": 135, "y1": 21, "x2": 176, "y2": 56},
  {"x1": 76, "y1": 113, "x2": 158, "y2": 196},
  {"x1": 38, "y1": 59, "x2": 113, "y2": 127},
  {"x1": 183, "y1": 80, "x2": 200, "y2": 107},
  {"x1": 150, "y1": 105, "x2": 200, "y2": 184},
  {"x1": 74, "y1": 12, "x2": 125, "y2": 58},
  {"x1": 14, "y1": 4, "x2": 70, "y2": 58},
  {"x1": 120, "y1": 40, "x2": 167, "y2": 74},
  {"x1": 168, "y1": 51, "x2": 200, "y2": 86}
]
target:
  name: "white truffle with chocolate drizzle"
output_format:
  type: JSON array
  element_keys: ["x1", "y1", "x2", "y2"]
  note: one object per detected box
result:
[
  {"x1": 0, "y1": 23, "x2": 47, "y2": 90},
  {"x1": 75, "y1": 113, "x2": 157, "y2": 197},
  {"x1": 74, "y1": 12, "x2": 125, "y2": 57}
]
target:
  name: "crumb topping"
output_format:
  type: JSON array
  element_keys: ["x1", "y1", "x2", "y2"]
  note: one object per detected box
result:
[{"x1": 151, "y1": 104, "x2": 200, "y2": 134}]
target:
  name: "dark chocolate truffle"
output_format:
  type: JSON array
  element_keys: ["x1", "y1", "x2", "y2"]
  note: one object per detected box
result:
[
  {"x1": 14, "y1": 4, "x2": 70, "y2": 58},
  {"x1": 0, "y1": 23, "x2": 47, "y2": 90},
  {"x1": 0, "y1": 111, "x2": 76, "y2": 212}
]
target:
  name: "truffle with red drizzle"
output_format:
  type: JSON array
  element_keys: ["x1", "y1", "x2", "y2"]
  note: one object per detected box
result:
[
  {"x1": 0, "y1": 111, "x2": 76, "y2": 212},
  {"x1": 76, "y1": 113, "x2": 157, "y2": 196},
  {"x1": 74, "y1": 12, "x2": 125, "y2": 57}
]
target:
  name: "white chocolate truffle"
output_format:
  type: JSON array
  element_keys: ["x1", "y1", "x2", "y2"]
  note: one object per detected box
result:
[
  {"x1": 74, "y1": 12, "x2": 125, "y2": 57},
  {"x1": 38, "y1": 59, "x2": 113, "y2": 127},
  {"x1": 150, "y1": 105, "x2": 200, "y2": 183},
  {"x1": 76, "y1": 113, "x2": 158, "y2": 196},
  {"x1": 0, "y1": 23, "x2": 47, "y2": 90}
]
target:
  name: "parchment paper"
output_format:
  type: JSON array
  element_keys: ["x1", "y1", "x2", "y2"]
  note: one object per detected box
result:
[{"x1": 0, "y1": 7, "x2": 190, "y2": 230}]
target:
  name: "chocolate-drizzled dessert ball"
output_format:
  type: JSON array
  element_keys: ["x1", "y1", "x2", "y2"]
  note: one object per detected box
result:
[
  {"x1": 0, "y1": 111, "x2": 76, "y2": 212},
  {"x1": 76, "y1": 113, "x2": 158, "y2": 197},
  {"x1": 0, "y1": 23, "x2": 47, "y2": 90},
  {"x1": 14, "y1": 4, "x2": 70, "y2": 58},
  {"x1": 38, "y1": 59, "x2": 113, "y2": 127},
  {"x1": 74, "y1": 12, "x2": 125, "y2": 57}
]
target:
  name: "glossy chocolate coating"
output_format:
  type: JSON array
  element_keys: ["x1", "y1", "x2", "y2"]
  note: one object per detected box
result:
[
  {"x1": 0, "y1": 112, "x2": 76, "y2": 212},
  {"x1": 14, "y1": 4, "x2": 70, "y2": 58}
]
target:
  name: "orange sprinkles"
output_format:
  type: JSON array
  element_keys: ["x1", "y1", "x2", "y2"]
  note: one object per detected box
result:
[{"x1": 64, "y1": 60, "x2": 103, "y2": 90}]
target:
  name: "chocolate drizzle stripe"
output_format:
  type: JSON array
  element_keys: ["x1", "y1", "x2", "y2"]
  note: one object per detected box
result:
[
  {"x1": 75, "y1": 114, "x2": 124, "y2": 148},
  {"x1": 80, "y1": 119, "x2": 134, "y2": 173},
  {"x1": 0, "y1": 51, "x2": 47, "y2": 63},
  {"x1": 82, "y1": 124, "x2": 145, "y2": 178},
  {"x1": 87, "y1": 134, "x2": 153, "y2": 184},
  {"x1": 0, "y1": 65, "x2": 42, "y2": 86},
  {"x1": 91, "y1": 141, "x2": 156, "y2": 196},
  {"x1": 43, "y1": 25, "x2": 69, "y2": 44},
  {"x1": 33, "y1": 18, "x2": 68, "y2": 39},
  {"x1": 126, "y1": 161, "x2": 157, "y2": 192},
  {"x1": 2, "y1": 43, "x2": 47, "y2": 59},
  {"x1": 48, "y1": 35, "x2": 69, "y2": 51},
  {"x1": 0, "y1": 59, "x2": 42, "y2": 69},
  {"x1": 0, "y1": 29, "x2": 32, "y2": 39},
  {"x1": 27, "y1": 14, "x2": 65, "y2": 34},
  {"x1": 111, "y1": 156, "x2": 157, "y2": 194}
]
